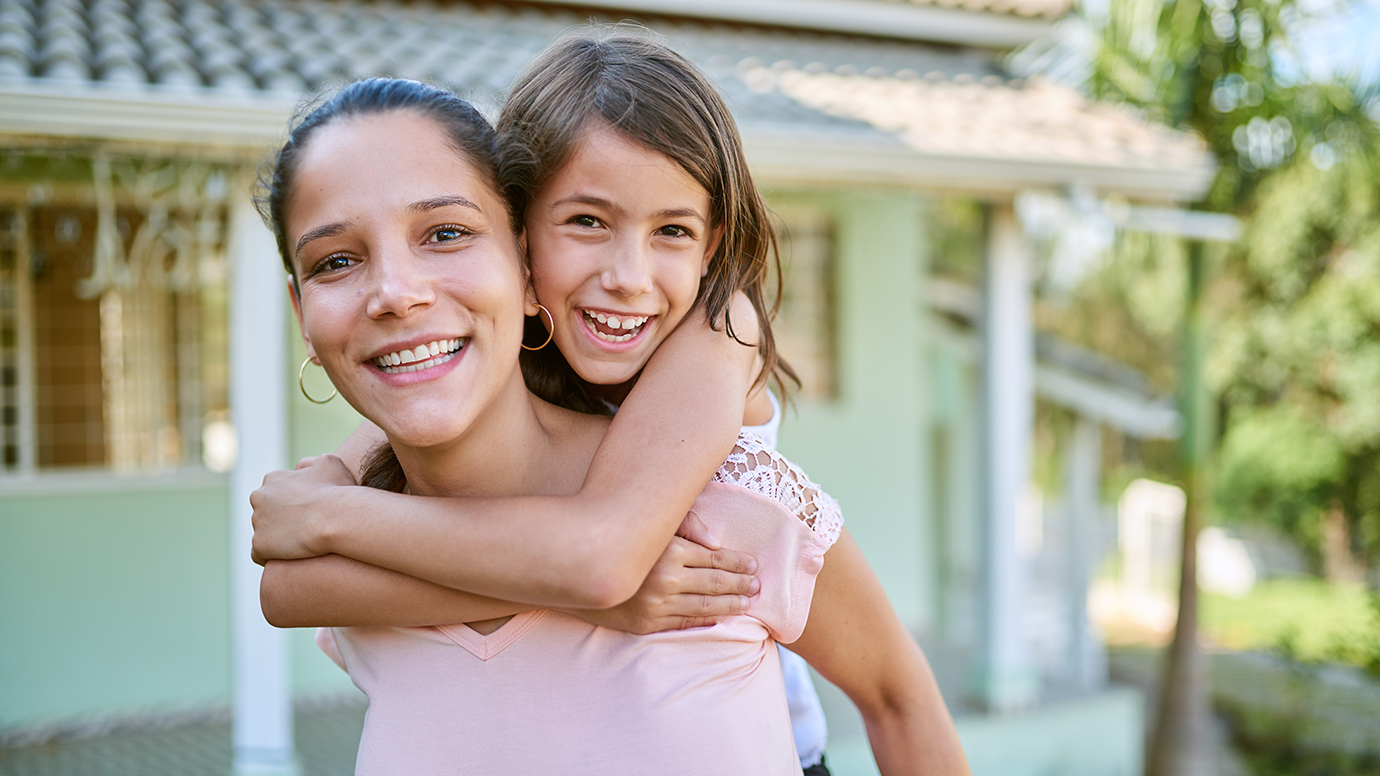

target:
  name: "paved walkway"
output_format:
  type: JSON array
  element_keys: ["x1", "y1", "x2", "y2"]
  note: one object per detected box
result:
[{"x1": 0, "y1": 702, "x2": 365, "y2": 776}]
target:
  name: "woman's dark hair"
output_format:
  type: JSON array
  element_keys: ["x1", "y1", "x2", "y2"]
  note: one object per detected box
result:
[
  {"x1": 499, "y1": 30, "x2": 798, "y2": 401},
  {"x1": 254, "y1": 77, "x2": 508, "y2": 490},
  {"x1": 254, "y1": 77, "x2": 506, "y2": 289}
]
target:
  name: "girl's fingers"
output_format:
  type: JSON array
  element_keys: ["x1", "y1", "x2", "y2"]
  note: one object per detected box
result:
[
  {"x1": 674, "y1": 538, "x2": 757, "y2": 575},
  {"x1": 678, "y1": 566, "x2": 759, "y2": 598},
  {"x1": 671, "y1": 592, "x2": 752, "y2": 621},
  {"x1": 671, "y1": 616, "x2": 723, "y2": 631},
  {"x1": 674, "y1": 510, "x2": 720, "y2": 549}
]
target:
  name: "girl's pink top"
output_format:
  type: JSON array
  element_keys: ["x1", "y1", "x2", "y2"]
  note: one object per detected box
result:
[{"x1": 317, "y1": 434, "x2": 843, "y2": 775}]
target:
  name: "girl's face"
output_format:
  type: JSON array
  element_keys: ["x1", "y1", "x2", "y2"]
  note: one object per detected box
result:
[
  {"x1": 286, "y1": 111, "x2": 532, "y2": 451},
  {"x1": 525, "y1": 125, "x2": 721, "y2": 401}
]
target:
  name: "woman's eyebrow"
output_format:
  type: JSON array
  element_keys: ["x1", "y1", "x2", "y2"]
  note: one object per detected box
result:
[
  {"x1": 410, "y1": 195, "x2": 481, "y2": 213},
  {"x1": 295, "y1": 222, "x2": 348, "y2": 256}
]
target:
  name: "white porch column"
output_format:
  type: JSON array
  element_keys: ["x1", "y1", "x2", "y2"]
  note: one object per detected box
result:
[
  {"x1": 228, "y1": 199, "x2": 300, "y2": 776},
  {"x1": 975, "y1": 204, "x2": 1040, "y2": 712},
  {"x1": 1066, "y1": 416, "x2": 1107, "y2": 693}
]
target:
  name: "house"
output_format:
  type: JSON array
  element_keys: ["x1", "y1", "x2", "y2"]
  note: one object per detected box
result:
[{"x1": 0, "y1": 1, "x2": 1213, "y2": 773}]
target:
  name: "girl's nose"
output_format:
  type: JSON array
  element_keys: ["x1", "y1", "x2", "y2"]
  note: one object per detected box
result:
[
  {"x1": 601, "y1": 238, "x2": 654, "y2": 297},
  {"x1": 366, "y1": 248, "x2": 435, "y2": 318}
]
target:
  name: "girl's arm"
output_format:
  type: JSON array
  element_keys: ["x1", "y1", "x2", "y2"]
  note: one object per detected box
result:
[
  {"x1": 252, "y1": 295, "x2": 761, "y2": 610},
  {"x1": 788, "y1": 529, "x2": 972, "y2": 776},
  {"x1": 261, "y1": 528, "x2": 757, "y2": 631}
]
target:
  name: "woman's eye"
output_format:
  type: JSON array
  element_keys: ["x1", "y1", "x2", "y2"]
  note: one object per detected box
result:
[{"x1": 312, "y1": 254, "x2": 353, "y2": 274}]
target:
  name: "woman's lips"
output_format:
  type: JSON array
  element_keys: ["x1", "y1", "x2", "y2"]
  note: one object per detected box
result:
[{"x1": 373, "y1": 338, "x2": 465, "y2": 373}]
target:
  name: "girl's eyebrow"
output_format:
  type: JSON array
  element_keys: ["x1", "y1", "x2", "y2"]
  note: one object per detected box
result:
[
  {"x1": 410, "y1": 195, "x2": 481, "y2": 213},
  {"x1": 552, "y1": 195, "x2": 706, "y2": 224},
  {"x1": 655, "y1": 208, "x2": 707, "y2": 224}
]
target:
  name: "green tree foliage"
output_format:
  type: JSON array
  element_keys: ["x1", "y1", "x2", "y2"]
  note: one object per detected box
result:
[{"x1": 1080, "y1": 0, "x2": 1380, "y2": 570}]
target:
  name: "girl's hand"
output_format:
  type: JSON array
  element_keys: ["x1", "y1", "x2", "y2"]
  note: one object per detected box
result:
[
  {"x1": 567, "y1": 512, "x2": 759, "y2": 634},
  {"x1": 250, "y1": 455, "x2": 358, "y2": 564}
]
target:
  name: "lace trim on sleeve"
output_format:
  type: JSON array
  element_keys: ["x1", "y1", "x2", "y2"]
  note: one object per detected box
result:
[{"x1": 710, "y1": 433, "x2": 843, "y2": 545}]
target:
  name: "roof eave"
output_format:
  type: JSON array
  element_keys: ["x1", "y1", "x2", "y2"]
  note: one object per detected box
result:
[
  {"x1": 0, "y1": 84, "x2": 293, "y2": 152},
  {"x1": 520, "y1": 0, "x2": 1056, "y2": 47},
  {"x1": 0, "y1": 87, "x2": 1216, "y2": 202},
  {"x1": 744, "y1": 133, "x2": 1216, "y2": 202}
]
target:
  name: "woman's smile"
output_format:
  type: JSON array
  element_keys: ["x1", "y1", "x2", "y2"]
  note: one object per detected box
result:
[{"x1": 372, "y1": 337, "x2": 466, "y2": 373}]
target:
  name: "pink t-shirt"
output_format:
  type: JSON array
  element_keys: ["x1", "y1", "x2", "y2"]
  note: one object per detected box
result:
[{"x1": 318, "y1": 434, "x2": 843, "y2": 775}]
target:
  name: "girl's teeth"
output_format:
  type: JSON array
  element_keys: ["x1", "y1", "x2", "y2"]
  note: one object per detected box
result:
[{"x1": 581, "y1": 310, "x2": 648, "y2": 342}]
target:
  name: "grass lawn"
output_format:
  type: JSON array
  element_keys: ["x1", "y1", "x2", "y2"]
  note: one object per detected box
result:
[{"x1": 1201, "y1": 578, "x2": 1379, "y2": 665}]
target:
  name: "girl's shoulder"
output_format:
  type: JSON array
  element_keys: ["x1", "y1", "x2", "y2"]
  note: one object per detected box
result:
[{"x1": 710, "y1": 433, "x2": 842, "y2": 544}]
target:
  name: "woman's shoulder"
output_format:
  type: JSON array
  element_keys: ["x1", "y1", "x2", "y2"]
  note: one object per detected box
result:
[{"x1": 710, "y1": 433, "x2": 842, "y2": 544}]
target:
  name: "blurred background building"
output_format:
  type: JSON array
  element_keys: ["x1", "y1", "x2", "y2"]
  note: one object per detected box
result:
[{"x1": 1, "y1": 0, "x2": 1331, "y2": 774}]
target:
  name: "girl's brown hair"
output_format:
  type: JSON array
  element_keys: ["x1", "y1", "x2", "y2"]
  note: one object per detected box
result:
[{"x1": 499, "y1": 30, "x2": 797, "y2": 401}]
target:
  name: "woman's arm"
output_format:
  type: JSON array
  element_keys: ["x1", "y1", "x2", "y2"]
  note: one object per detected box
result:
[
  {"x1": 252, "y1": 295, "x2": 761, "y2": 610},
  {"x1": 788, "y1": 529, "x2": 971, "y2": 776}
]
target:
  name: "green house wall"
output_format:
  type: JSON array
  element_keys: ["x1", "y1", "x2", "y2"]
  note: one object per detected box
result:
[{"x1": 0, "y1": 189, "x2": 936, "y2": 730}]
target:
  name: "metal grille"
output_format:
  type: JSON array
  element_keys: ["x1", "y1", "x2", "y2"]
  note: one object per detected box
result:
[
  {"x1": 0, "y1": 152, "x2": 232, "y2": 477},
  {"x1": 774, "y1": 206, "x2": 837, "y2": 401}
]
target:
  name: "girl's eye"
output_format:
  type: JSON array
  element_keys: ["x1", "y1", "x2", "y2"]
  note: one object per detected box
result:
[
  {"x1": 658, "y1": 224, "x2": 692, "y2": 238},
  {"x1": 571, "y1": 215, "x2": 602, "y2": 228},
  {"x1": 429, "y1": 225, "x2": 471, "y2": 243}
]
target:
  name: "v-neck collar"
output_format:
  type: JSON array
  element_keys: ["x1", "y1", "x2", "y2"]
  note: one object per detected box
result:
[{"x1": 434, "y1": 610, "x2": 546, "y2": 660}]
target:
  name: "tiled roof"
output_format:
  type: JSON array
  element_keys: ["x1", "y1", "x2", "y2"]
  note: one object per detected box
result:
[
  {"x1": 901, "y1": 0, "x2": 1074, "y2": 20},
  {"x1": 745, "y1": 65, "x2": 1209, "y2": 177},
  {"x1": 0, "y1": 0, "x2": 1212, "y2": 198}
]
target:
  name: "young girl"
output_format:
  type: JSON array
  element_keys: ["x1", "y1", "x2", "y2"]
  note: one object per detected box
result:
[{"x1": 254, "y1": 35, "x2": 968, "y2": 776}]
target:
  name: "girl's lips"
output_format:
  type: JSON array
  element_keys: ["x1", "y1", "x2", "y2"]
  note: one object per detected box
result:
[{"x1": 580, "y1": 309, "x2": 651, "y2": 343}]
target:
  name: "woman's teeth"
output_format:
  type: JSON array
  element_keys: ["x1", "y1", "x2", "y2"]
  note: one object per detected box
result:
[
  {"x1": 582, "y1": 310, "x2": 648, "y2": 343},
  {"x1": 374, "y1": 338, "x2": 464, "y2": 373}
]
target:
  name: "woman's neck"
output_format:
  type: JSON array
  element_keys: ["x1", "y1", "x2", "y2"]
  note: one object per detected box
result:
[{"x1": 388, "y1": 369, "x2": 567, "y2": 499}]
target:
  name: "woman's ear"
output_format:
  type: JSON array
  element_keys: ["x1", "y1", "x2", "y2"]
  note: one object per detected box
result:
[
  {"x1": 287, "y1": 277, "x2": 319, "y2": 363},
  {"x1": 702, "y1": 224, "x2": 725, "y2": 278},
  {"x1": 524, "y1": 283, "x2": 542, "y2": 318}
]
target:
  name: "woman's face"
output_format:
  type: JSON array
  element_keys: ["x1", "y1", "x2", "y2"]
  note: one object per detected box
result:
[
  {"x1": 286, "y1": 111, "x2": 531, "y2": 450},
  {"x1": 525, "y1": 124, "x2": 721, "y2": 401}
]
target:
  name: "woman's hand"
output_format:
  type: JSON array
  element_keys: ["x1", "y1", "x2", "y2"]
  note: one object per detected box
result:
[
  {"x1": 250, "y1": 454, "x2": 358, "y2": 565},
  {"x1": 567, "y1": 512, "x2": 759, "y2": 634}
]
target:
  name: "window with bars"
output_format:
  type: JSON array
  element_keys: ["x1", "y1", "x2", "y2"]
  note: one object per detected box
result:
[
  {"x1": 772, "y1": 205, "x2": 837, "y2": 401},
  {"x1": 0, "y1": 152, "x2": 231, "y2": 478}
]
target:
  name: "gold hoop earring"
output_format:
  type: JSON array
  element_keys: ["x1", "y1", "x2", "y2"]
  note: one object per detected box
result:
[
  {"x1": 522, "y1": 304, "x2": 555, "y2": 351},
  {"x1": 298, "y1": 356, "x2": 337, "y2": 404}
]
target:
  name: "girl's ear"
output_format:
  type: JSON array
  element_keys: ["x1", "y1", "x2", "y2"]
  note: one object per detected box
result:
[
  {"x1": 287, "y1": 277, "x2": 319, "y2": 363},
  {"x1": 702, "y1": 224, "x2": 725, "y2": 278}
]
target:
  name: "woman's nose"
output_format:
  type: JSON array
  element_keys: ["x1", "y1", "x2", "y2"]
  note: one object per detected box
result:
[
  {"x1": 366, "y1": 249, "x2": 435, "y2": 318},
  {"x1": 601, "y1": 238, "x2": 654, "y2": 297}
]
